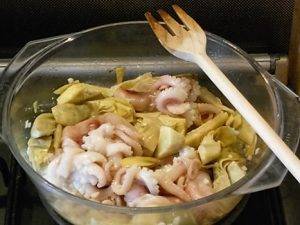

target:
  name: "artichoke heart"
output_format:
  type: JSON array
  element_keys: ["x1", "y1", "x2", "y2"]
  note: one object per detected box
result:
[
  {"x1": 86, "y1": 97, "x2": 134, "y2": 122},
  {"x1": 155, "y1": 126, "x2": 185, "y2": 159},
  {"x1": 31, "y1": 113, "x2": 56, "y2": 138},
  {"x1": 227, "y1": 161, "x2": 246, "y2": 183},
  {"x1": 212, "y1": 161, "x2": 231, "y2": 192},
  {"x1": 53, "y1": 80, "x2": 80, "y2": 95},
  {"x1": 27, "y1": 136, "x2": 53, "y2": 170},
  {"x1": 238, "y1": 118, "x2": 256, "y2": 145},
  {"x1": 214, "y1": 126, "x2": 239, "y2": 147},
  {"x1": 121, "y1": 156, "x2": 160, "y2": 167},
  {"x1": 158, "y1": 115, "x2": 187, "y2": 135},
  {"x1": 52, "y1": 103, "x2": 91, "y2": 126},
  {"x1": 198, "y1": 131, "x2": 221, "y2": 165},
  {"x1": 135, "y1": 114, "x2": 161, "y2": 155},
  {"x1": 118, "y1": 73, "x2": 156, "y2": 93},
  {"x1": 198, "y1": 86, "x2": 234, "y2": 113},
  {"x1": 57, "y1": 83, "x2": 108, "y2": 105},
  {"x1": 185, "y1": 112, "x2": 228, "y2": 148}
]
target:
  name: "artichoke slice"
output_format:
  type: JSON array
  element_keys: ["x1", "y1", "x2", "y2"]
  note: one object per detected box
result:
[
  {"x1": 121, "y1": 156, "x2": 160, "y2": 167},
  {"x1": 52, "y1": 103, "x2": 91, "y2": 126},
  {"x1": 31, "y1": 113, "x2": 56, "y2": 138},
  {"x1": 185, "y1": 112, "x2": 228, "y2": 148}
]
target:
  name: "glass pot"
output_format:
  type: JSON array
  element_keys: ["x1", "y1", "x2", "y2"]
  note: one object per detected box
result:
[{"x1": 0, "y1": 22, "x2": 299, "y2": 225}]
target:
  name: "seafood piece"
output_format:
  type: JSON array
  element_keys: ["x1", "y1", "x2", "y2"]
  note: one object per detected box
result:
[
  {"x1": 111, "y1": 166, "x2": 140, "y2": 195},
  {"x1": 81, "y1": 123, "x2": 115, "y2": 154},
  {"x1": 31, "y1": 113, "x2": 56, "y2": 138},
  {"x1": 155, "y1": 169, "x2": 190, "y2": 201},
  {"x1": 124, "y1": 182, "x2": 148, "y2": 206},
  {"x1": 137, "y1": 168, "x2": 159, "y2": 195},
  {"x1": 62, "y1": 118, "x2": 100, "y2": 144},
  {"x1": 44, "y1": 155, "x2": 63, "y2": 187},
  {"x1": 185, "y1": 171, "x2": 214, "y2": 200},
  {"x1": 129, "y1": 194, "x2": 174, "y2": 207},
  {"x1": 153, "y1": 75, "x2": 191, "y2": 91},
  {"x1": 106, "y1": 142, "x2": 133, "y2": 157},
  {"x1": 153, "y1": 75, "x2": 193, "y2": 115},
  {"x1": 114, "y1": 88, "x2": 151, "y2": 112},
  {"x1": 155, "y1": 87, "x2": 188, "y2": 114},
  {"x1": 115, "y1": 129, "x2": 142, "y2": 156},
  {"x1": 57, "y1": 138, "x2": 83, "y2": 178}
]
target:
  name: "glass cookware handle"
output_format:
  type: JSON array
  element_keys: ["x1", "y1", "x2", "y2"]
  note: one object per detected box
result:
[
  {"x1": 0, "y1": 35, "x2": 70, "y2": 139},
  {"x1": 234, "y1": 73, "x2": 300, "y2": 194}
]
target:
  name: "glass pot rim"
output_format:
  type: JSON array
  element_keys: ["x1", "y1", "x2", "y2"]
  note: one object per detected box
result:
[{"x1": 2, "y1": 21, "x2": 279, "y2": 214}]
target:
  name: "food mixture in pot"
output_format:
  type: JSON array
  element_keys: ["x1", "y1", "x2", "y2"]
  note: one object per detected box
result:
[{"x1": 26, "y1": 72, "x2": 257, "y2": 207}]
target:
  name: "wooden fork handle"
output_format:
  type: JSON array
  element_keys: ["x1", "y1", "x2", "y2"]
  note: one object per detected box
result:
[{"x1": 194, "y1": 54, "x2": 300, "y2": 183}]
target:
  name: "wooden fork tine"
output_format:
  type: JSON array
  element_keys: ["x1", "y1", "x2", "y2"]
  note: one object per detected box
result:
[
  {"x1": 157, "y1": 9, "x2": 182, "y2": 36},
  {"x1": 172, "y1": 5, "x2": 204, "y2": 34},
  {"x1": 145, "y1": 12, "x2": 173, "y2": 43}
]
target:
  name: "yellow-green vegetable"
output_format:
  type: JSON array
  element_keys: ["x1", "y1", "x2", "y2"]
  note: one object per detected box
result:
[
  {"x1": 27, "y1": 136, "x2": 53, "y2": 170},
  {"x1": 31, "y1": 113, "x2": 56, "y2": 138},
  {"x1": 214, "y1": 126, "x2": 238, "y2": 147},
  {"x1": 185, "y1": 112, "x2": 229, "y2": 148},
  {"x1": 227, "y1": 161, "x2": 246, "y2": 183},
  {"x1": 119, "y1": 73, "x2": 156, "y2": 93},
  {"x1": 198, "y1": 86, "x2": 234, "y2": 113},
  {"x1": 226, "y1": 112, "x2": 242, "y2": 129},
  {"x1": 53, "y1": 124, "x2": 63, "y2": 151},
  {"x1": 158, "y1": 115, "x2": 187, "y2": 135},
  {"x1": 86, "y1": 97, "x2": 134, "y2": 122},
  {"x1": 198, "y1": 131, "x2": 221, "y2": 165},
  {"x1": 121, "y1": 156, "x2": 160, "y2": 167},
  {"x1": 115, "y1": 67, "x2": 125, "y2": 84},
  {"x1": 238, "y1": 118, "x2": 256, "y2": 145},
  {"x1": 213, "y1": 161, "x2": 231, "y2": 192},
  {"x1": 57, "y1": 83, "x2": 107, "y2": 105},
  {"x1": 155, "y1": 126, "x2": 185, "y2": 159},
  {"x1": 134, "y1": 115, "x2": 161, "y2": 154},
  {"x1": 245, "y1": 134, "x2": 257, "y2": 159},
  {"x1": 52, "y1": 103, "x2": 91, "y2": 126},
  {"x1": 53, "y1": 80, "x2": 80, "y2": 95}
]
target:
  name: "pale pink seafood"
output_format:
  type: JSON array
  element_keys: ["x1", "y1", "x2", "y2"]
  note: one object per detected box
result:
[
  {"x1": 44, "y1": 155, "x2": 63, "y2": 187},
  {"x1": 62, "y1": 118, "x2": 100, "y2": 144},
  {"x1": 166, "y1": 102, "x2": 191, "y2": 115},
  {"x1": 187, "y1": 159, "x2": 201, "y2": 180},
  {"x1": 197, "y1": 103, "x2": 221, "y2": 114},
  {"x1": 63, "y1": 113, "x2": 140, "y2": 144},
  {"x1": 57, "y1": 138, "x2": 84, "y2": 178},
  {"x1": 137, "y1": 168, "x2": 159, "y2": 195},
  {"x1": 124, "y1": 182, "x2": 148, "y2": 206},
  {"x1": 154, "y1": 169, "x2": 191, "y2": 201},
  {"x1": 114, "y1": 130, "x2": 142, "y2": 156},
  {"x1": 103, "y1": 160, "x2": 115, "y2": 183},
  {"x1": 188, "y1": 79, "x2": 201, "y2": 102},
  {"x1": 73, "y1": 151, "x2": 107, "y2": 168},
  {"x1": 114, "y1": 88, "x2": 151, "y2": 112},
  {"x1": 153, "y1": 75, "x2": 193, "y2": 115},
  {"x1": 81, "y1": 123, "x2": 115, "y2": 154},
  {"x1": 154, "y1": 87, "x2": 188, "y2": 115},
  {"x1": 153, "y1": 75, "x2": 191, "y2": 91},
  {"x1": 106, "y1": 142, "x2": 133, "y2": 157},
  {"x1": 111, "y1": 166, "x2": 140, "y2": 195},
  {"x1": 70, "y1": 151, "x2": 109, "y2": 197},
  {"x1": 129, "y1": 194, "x2": 176, "y2": 207},
  {"x1": 185, "y1": 171, "x2": 214, "y2": 200}
]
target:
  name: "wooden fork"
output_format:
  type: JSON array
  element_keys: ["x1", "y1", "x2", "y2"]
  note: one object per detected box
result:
[{"x1": 145, "y1": 5, "x2": 300, "y2": 183}]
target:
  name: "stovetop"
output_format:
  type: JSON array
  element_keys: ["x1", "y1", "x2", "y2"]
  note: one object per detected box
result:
[{"x1": 0, "y1": 56, "x2": 299, "y2": 225}]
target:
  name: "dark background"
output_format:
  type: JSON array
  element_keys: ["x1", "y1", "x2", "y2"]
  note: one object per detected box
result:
[{"x1": 0, "y1": 0, "x2": 295, "y2": 58}]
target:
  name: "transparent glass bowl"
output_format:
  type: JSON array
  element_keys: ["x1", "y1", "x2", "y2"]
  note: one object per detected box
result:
[{"x1": 0, "y1": 22, "x2": 299, "y2": 225}]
